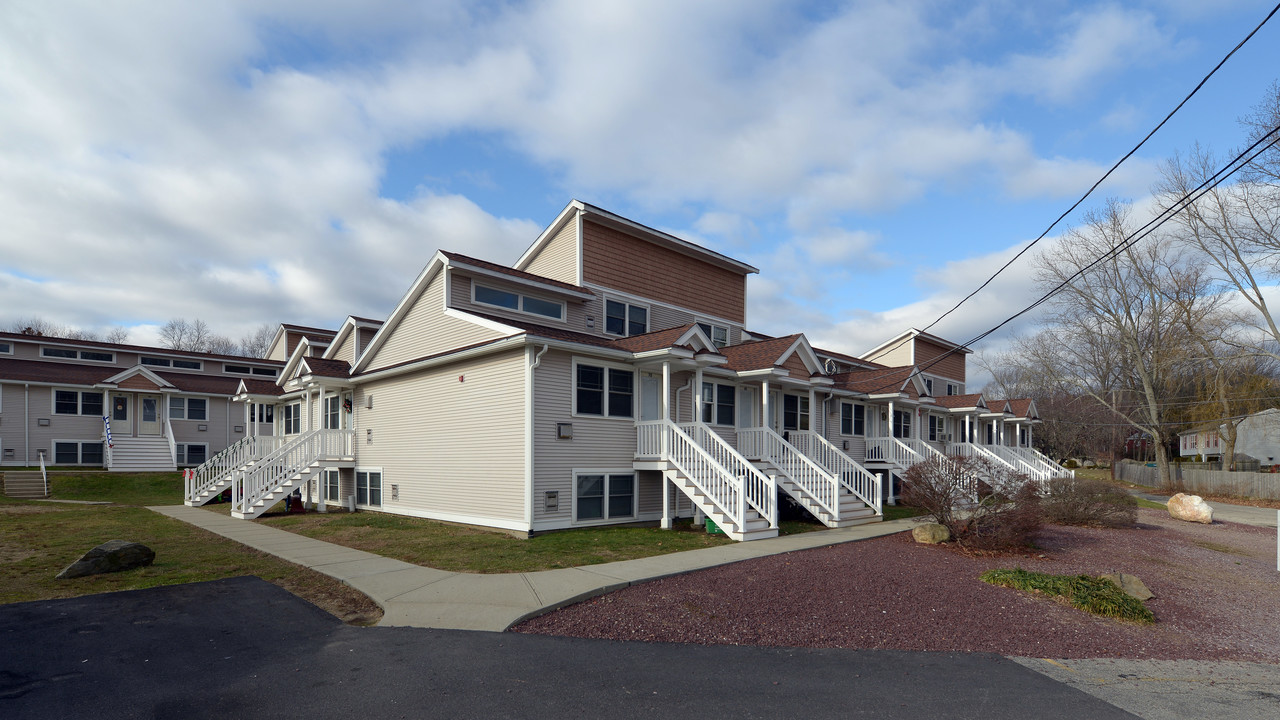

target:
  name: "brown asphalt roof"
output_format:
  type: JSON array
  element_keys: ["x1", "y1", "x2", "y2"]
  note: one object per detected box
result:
[
  {"x1": 442, "y1": 250, "x2": 591, "y2": 295},
  {"x1": 718, "y1": 334, "x2": 804, "y2": 372},
  {"x1": 0, "y1": 356, "x2": 245, "y2": 396},
  {"x1": 1005, "y1": 398, "x2": 1035, "y2": 418},
  {"x1": 933, "y1": 393, "x2": 986, "y2": 409},
  {"x1": 236, "y1": 379, "x2": 285, "y2": 397},
  {"x1": 348, "y1": 316, "x2": 384, "y2": 325},
  {"x1": 0, "y1": 331, "x2": 286, "y2": 366},
  {"x1": 613, "y1": 324, "x2": 698, "y2": 353},
  {"x1": 812, "y1": 345, "x2": 885, "y2": 370},
  {"x1": 462, "y1": 311, "x2": 618, "y2": 348},
  {"x1": 831, "y1": 366, "x2": 916, "y2": 394},
  {"x1": 280, "y1": 324, "x2": 337, "y2": 337},
  {"x1": 301, "y1": 357, "x2": 352, "y2": 378},
  {"x1": 155, "y1": 372, "x2": 245, "y2": 395}
]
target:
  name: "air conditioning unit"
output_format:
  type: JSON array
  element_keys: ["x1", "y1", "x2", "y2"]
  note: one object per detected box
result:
[{"x1": 940, "y1": 434, "x2": 953, "y2": 443}]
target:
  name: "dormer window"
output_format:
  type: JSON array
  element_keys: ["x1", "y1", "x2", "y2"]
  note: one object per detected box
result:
[
  {"x1": 474, "y1": 283, "x2": 565, "y2": 321},
  {"x1": 696, "y1": 322, "x2": 728, "y2": 349},
  {"x1": 605, "y1": 299, "x2": 647, "y2": 336}
]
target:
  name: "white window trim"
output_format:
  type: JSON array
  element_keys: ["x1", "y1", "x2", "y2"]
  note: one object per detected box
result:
[
  {"x1": 602, "y1": 297, "x2": 651, "y2": 337},
  {"x1": 0, "y1": 341, "x2": 12, "y2": 355},
  {"x1": 355, "y1": 467, "x2": 384, "y2": 508},
  {"x1": 781, "y1": 393, "x2": 811, "y2": 432},
  {"x1": 142, "y1": 356, "x2": 205, "y2": 371},
  {"x1": 570, "y1": 357, "x2": 636, "y2": 420},
  {"x1": 700, "y1": 380, "x2": 738, "y2": 427},
  {"x1": 224, "y1": 364, "x2": 279, "y2": 377},
  {"x1": 40, "y1": 347, "x2": 80, "y2": 360},
  {"x1": 322, "y1": 468, "x2": 341, "y2": 504},
  {"x1": 570, "y1": 468, "x2": 638, "y2": 526},
  {"x1": 176, "y1": 442, "x2": 209, "y2": 466},
  {"x1": 52, "y1": 388, "x2": 104, "y2": 416},
  {"x1": 840, "y1": 401, "x2": 866, "y2": 437},
  {"x1": 471, "y1": 281, "x2": 567, "y2": 323},
  {"x1": 52, "y1": 439, "x2": 105, "y2": 466},
  {"x1": 169, "y1": 395, "x2": 210, "y2": 421},
  {"x1": 583, "y1": 283, "x2": 741, "y2": 332},
  {"x1": 695, "y1": 320, "x2": 730, "y2": 348}
]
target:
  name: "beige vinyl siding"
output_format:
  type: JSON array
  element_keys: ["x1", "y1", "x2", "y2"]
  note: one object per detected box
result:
[
  {"x1": 331, "y1": 331, "x2": 357, "y2": 366},
  {"x1": 532, "y1": 350, "x2": 646, "y2": 530},
  {"x1": 824, "y1": 397, "x2": 872, "y2": 463},
  {"x1": 522, "y1": 218, "x2": 579, "y2": 284},
  {"x1": 353, "y1": 347, "x2": 527, "y2": 526},
  {"x1": 0, "y1": 383, "x2": 20, "y2": 463},
  {"x1": 363, "y1": 271, "x2": 506, "y2": 371},
  {"x1": 863, "y1": 342, "x2": 912, "y2": 368},
  {"x1": 450, "y1": 273, "x2": 589, "y2": 330}
]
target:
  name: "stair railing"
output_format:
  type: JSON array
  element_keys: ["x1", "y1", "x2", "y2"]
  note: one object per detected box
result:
[
  {"x1": 789, "y1": 430, "x2": 882, "y2": 515},
  {"x1": 186, "y1": 434, "x2": 269, "y2": 503},
  {"x1": 740, "y1": 426, "x2": 839, "y2": 521},
  {"x1": 866, "y1": 436, "x2": 921, "y2": 467},
  {"x1": 235, "y1": 430, "x2": 353, "y2": 516},
  {"x1": 678, "y1": 422, "x2": 776, "y2": 529}
]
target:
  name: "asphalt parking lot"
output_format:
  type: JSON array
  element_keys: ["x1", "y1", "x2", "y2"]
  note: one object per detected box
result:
[{"x1": 0, "y1": 577, "x2": 1137, "y2": 720}]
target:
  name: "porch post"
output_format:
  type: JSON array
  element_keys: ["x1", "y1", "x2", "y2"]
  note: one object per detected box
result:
[
  {"x1": 1029, "y1": 424, "x2": 1034, "y2": 448},
  {"x1": 761, "y1": 380, "x2": 770, "y2": 430},
  {"x1": 808, "y1": 388, "x2": 816, "y2": 433},
  {"x1": 887, "y1": 400, "x2": 894, "y2": 438},
  {"x1": 662, "y1": 362, "x2": 671, "y2": 422},
  {"x1": 694, "y1": 368, "x2": 703, "y2": 424},
  {"x1": 964, "y1": 415, "x2": 971, "y2": 444}
]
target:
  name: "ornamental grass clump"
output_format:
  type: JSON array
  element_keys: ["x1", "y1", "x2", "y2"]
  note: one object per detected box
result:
[
  {"x1": 980, "y1": 568, "x2": 1155, "y2": 624},
  {"x1": 1041, "y1": 477, "x2": 1137, "y2": 528}
]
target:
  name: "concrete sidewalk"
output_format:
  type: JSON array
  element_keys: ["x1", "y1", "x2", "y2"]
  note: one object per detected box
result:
[
  {"x1": 1128, "y1": 491, "x2": 1278, "y2": 528},
  {"x1": 150, "y1": 505, "x2": 916, "y2": 631}
]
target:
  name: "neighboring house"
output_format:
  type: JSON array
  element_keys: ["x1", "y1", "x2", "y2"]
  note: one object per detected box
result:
[
  {"x1": 171, "y1": 199, "x2": 1067, "y2": 541},
  {"x1": 0, "y1": 332, "x2": 283, "y2": 471},
  {"x1": 1179, "y1": 408, "x2": 1280, "y2": 465}
]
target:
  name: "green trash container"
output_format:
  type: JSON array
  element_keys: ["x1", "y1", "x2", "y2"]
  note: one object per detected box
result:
[{"x1": 705, "y1": 517, "x2": 724, "y2": 535}]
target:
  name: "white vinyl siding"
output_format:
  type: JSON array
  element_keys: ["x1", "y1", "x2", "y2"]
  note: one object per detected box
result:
[
  {"x1": 353, "y1": 348, "x2": 527, "y2": 525},
  {"x1": 365, "y1": 271, "x2": 505, "y2": 371}
]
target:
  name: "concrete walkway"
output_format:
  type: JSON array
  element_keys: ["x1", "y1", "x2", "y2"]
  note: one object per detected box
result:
[
  {"x1": 150, "y1": 505, "x2": 917, "y2": 631},
  {"x1": 1129, "y1": 491, "x2": 1278, "y2": 528}
]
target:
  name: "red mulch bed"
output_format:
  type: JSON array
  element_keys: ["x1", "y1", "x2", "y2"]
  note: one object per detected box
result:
[{"x1": 512, "y1": 509, "x2": 1279, "y2": 661}]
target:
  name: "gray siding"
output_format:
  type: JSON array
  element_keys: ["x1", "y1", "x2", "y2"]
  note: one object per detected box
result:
[
  {"x1": 523, "y1": 219, "x2": 579, "y2": 284},
  {"x1": 170, "y1": 396, "x2": 243, "y2": 454},
  {"x1": 353, "y1": 347, "x2": 528, "y2": 527},
  {"x1": 363, "y1": 271, "x2": 505, "y2": 371},
  {"x1": 449, "y1": 272, "x2": 590, "y2": 330}
]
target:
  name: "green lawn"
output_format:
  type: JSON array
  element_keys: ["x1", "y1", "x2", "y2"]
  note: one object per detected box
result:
[
  {"x1": 0, "y1": 493, "x2": 380, "y2": 623},
  {"x1": 981, "y1": 567, "x2": 1154, "y2": 623},
  {"x1": 48, "y1": 471, "x2": 185, "y2": 506}
]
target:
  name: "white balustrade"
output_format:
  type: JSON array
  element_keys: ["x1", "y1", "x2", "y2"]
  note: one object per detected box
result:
[
  {"x1": 740, "y1": 426, "x2": 839, "y2": 521},
  {"x1": 789, "y1": 430, "x2": 882, "y2": 515},
  {"x1": 235, "y1": 429, "x2": 353, "y2": 516}
]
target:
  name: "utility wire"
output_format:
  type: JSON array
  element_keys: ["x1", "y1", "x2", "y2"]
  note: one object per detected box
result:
[{"x1": 852, "y1": 3, "x2": 1280, "y2": 381}]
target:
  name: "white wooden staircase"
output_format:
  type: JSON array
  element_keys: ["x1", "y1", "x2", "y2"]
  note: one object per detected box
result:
[
  {"x1": 636, "y1": 420, "x2": 777, "y2": 541},
  {"x1": 109, "y1": 436, "x2": 175, "y2": 472},
  {"x1": 740, "y1": 427, "x2": 880, "y2": 528},
  {"x1": 229, "y1": 429, "x2": 353, "y2": 519},
  {"x1": 184, "y1": 435, "x2": 287, "y2": 506}
]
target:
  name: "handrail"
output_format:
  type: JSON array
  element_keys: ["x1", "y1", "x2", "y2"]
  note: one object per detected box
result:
[
  {"x1": 185, "y1": 434, "x2": 287, "y2": 503},
  {"x1": 900, "y1": 437, "x2": 945, "y2": 462},
  {"x1": 947, "y1": 442, "x2": 1017, "y2": 472},
  {"x1": 740, "y1": 426, "x2": 839, "y2": 521},
  {"x1": 165, "y1": 417, "x2": 177, "y2": 468},
  {"x1": 235, "y1": 430, "x2": 353, "y2": 515},
  {"x1": 1018, "y1": 447, "x2": 1075, "y2": 478},
  {"x1": 678, "y1": 422, "x2": 776, "y2": 528},
  {"x1": 789, "y1": 430, "x2": 882, "y2": 515},
  {"x1": 990, "y1": 445, "x2": 1046, "y2": 480},
  {"x1": 866, "y1": 436, "x2": 922, "y2": 467},
  {"x1": 39, "y1": 451, "x2": 48, "y2": 497}
]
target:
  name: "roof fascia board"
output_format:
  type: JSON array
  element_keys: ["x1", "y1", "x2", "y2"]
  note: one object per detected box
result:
[
  {"x1": 775, "y1": 335, "x2": 823, "y2": 375},
  {"x1": 443, "y1": 307, "x2": 525, "y2": 335},
  {"x1": 514, "y1": 201, "x2": 582, "y2": 271},
  {"x1": 448, "y1": 259, "x2": 594, "y2": 300},
  {"x1": 279, "y1": 337, "x2": 312, "y2": 385},
  {"x1": 103, "y1": 365, "x2": 175, "y2": 388}
]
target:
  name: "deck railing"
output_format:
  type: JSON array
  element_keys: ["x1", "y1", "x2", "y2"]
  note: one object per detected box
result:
[
  {"x1": 678, "y1": 422, "x2": 776, "y2": 529},
  {"x1": 1013, "y1": 447, "x2": 1075, "y2": 478},
  {"x1": 990, "y1": 445, "x2": 1047, "y2": 480},
  {"x1": 866, "y1": 436, "x2": 924, "y2": 467},
  {"x1": 234, "y1": 430, "x2": 353, "y2": 516},
  {"x1": 788, "y1": 430, "x2": 881, "y2": 515},
  {"x1": 740, "y1": 426, "x2": 839, "y2": 521},
  {"x1": 185, "y1": 435, "x2": 289, "y2": 504}
]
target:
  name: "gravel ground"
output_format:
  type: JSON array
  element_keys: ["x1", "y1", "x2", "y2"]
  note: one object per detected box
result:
[{"x1": 513, "y1": 509, "x2": 1279, "y2": 661}]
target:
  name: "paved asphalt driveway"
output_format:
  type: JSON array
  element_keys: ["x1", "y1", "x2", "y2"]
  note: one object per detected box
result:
[{"x1": 0, "y1": 577, "x2": 1136, "y2": 720}]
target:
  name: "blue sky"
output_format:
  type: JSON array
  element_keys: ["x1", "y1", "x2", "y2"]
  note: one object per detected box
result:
[{"x1": 1, "y1": 0, "x2": 1278, "y2": 370}]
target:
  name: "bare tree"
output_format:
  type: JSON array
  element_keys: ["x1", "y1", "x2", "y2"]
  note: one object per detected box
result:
[
  {"x1": 158, "y1": 318, "x2": 244, "y2": 354},
  {"x1": 1021, "y1": 200, "x2": 1207, "y2": 487},
  {"x1": 203, "y1": 335, "x2": 240, "y2": 356},
  {"x1": 239, "y1": 323, "x2": 276, "y2": 358},
  {"x1": 8, "y1": 316, "x2": 98, "y2": 340},
  {"x1": 104, "y1": 327, "x2": 130, "y2": 344}
]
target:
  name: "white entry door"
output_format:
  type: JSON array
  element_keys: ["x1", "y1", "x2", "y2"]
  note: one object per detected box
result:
[
  {"x1": 640, "y1": 373, "x2": 660, "y2": 422},
  {"x1": 139, "y1": 394, "x2": 162, "y2": 435}
]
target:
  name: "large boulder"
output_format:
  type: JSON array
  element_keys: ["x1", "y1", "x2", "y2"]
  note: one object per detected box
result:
[
  {"x1": 912, "y1": 523, "x2": 950, "y2": 544},
  {"x1": 1100, "y1": 572, "x2": 1154, "y2": 601},
  {"x1": 1167, "y1": 493, "x2": 1214, "y2": 524},
  {"x1": 56, "y1": 540, "x2": 155, "y2": 579}
]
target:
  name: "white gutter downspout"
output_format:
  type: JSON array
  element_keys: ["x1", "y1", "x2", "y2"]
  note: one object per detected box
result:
[
  {"x1": 24, "y1": 383, "x2": 30, "y2": 466},
  {"x1": 526, "y1": 344, "x2": 549, "y2": 533},
  {"x1": 674, "y1": 377, "x2": 694, "y2": 424}
]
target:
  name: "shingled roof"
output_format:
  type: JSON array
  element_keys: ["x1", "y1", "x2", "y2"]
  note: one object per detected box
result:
[
  {"x1": 933, "y1": 393, "x2": 985, "y2": 410},
  {"x1": 441, "y1": 250, "x2": 591, "y2": 295},
  {"x1": 301, "y1": 357, "x2": 352, "y2": 378},
  {"x1": 718, "y1": 334, "x2": 805, "y2": 372},
  {"x1": 831, "y1": 366, "x2": 916, "y2": 395}
]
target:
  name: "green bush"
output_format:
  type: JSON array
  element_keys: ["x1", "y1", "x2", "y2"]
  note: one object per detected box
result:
[
  {"x1": 980, "y1": 568, "x2": 1154, "y2": 623},
  {"x1": 1062, "y1": 458, "x2": 1079, "y2": 469}
]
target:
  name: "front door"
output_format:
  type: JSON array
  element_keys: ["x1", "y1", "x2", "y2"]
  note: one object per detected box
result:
[
  {"x1": 110, "y1": 394, "x2": 130, "y2": 428},
  {"x1": 139, "y1": 394, "x2": 162, "y2": 435},
  {"x1": 639, "y1": 373, "x2": 660, "y2": 422}
]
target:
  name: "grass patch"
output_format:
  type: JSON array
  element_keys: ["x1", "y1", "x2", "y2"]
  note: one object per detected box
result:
[
  {"x1": 1135, "y1": 497, "x2": 1168, "y2": 510},
  {"x1": 49, "y1": 472, "x2": 184, "y2": 506},
  {"x1": 1191, "y1": 540, "x2": 1251, "y2": 557},
  {"x1": 980, "y1": 567, "x2": 1154, "y2": 624},
  {"x1": 882, "y1": 505, "x2": 927, "y2": 522},
  {"x1": 0, "y1": 494, "x2": 380, "y2": 624},
  {"x1": 258, "y1": 512, "x2": 736, "y2": 573}
]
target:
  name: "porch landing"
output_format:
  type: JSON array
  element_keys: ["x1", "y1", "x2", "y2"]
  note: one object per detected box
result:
[{"x1": 149, "y1": 505, "x2": 920, "y2": 632}]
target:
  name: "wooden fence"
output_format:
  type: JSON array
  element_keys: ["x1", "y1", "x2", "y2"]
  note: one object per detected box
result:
[{"x1": 1116, "y1": 460, "x2": 1280, "y2": 500}]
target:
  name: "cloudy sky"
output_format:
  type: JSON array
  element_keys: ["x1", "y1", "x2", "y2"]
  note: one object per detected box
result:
[{"x1": 2, "y1": 1, "x2": 1278, "y2": 366}]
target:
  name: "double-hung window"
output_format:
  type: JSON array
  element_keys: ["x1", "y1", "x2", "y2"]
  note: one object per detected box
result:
[
  {"x1": 54, "y1": 390, "x2": 103, "y2": 417},
  {"x1": 892, "y1": 410, "x2": 912, "y2": 439},
  {"x1": 783, "y1": 395, "x2": 810, "y2": 431},
  {"x1": 176, "y1": 443, "x2": 208, "y2": 465},
  {"x1": 840, "y1": 402, "x2": 865, "y2": 436},
  {"x1": 700, "y1": 382, "x2": 736, "y2": 426},
  {"x1": 924, "y1": 378, "x2": 934, "y2": 395},
  {"x1": 356, "y1": 470, "x2": 382, "y2": 506},
  {"x1": 282, "y1": 403, "x2": 301, "y2": 434},
  {"x1": 696, "y1": 322, "x2": 729, "y2": 348},
  {"x1": 324, "y1": 470, "x2": 340, "y2": 502},
  {"x1": 575, "y1": 363, "x2": 633, "y2": 418},
  {"x1": 928, "y1": 415, "x2": 943, "y2": 442},
  {"x1": 324, "y1": 395, "x2": 341, "y2": 429},
  {"x1": 54, "y1": 441, "x2": 104, "y2": 465},
  {"x1": 169, "y1": 397, "x2": 207, "y2": 421},
  {"x1": 604, "y1": 299, "x2": 648, "y2": 336},
  {"x1": 575, "y1": 472, "x2": 635, "y2": 522}
]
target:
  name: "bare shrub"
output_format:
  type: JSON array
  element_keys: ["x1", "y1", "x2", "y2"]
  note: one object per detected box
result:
[
  {"x1": 901, "y1": 456, "x2": 1043, "y2": 552},
  {"x1": 1041, "y1": 477, "x2": 1137, "y2": 528}
]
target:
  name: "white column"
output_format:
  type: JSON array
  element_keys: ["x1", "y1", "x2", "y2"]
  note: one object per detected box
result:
[
  {"x1": 694, "y1": 368, "x2": 704, "y2": 424},
  {"x1": 761, "y1": 380, "x2": 771, "y2": 430},
  {"x1": 808, "y1": 388, "x2": 816, "y2": 433},
  {"x1": 661, "y1": 363, "x2": 671, "y2": 422},
  {"x1": 887, "y1": 401, "x2": 895, "y2": 438},
  {"x1": 964, "y1": 415, "x2": 971, "y2": 444},
  {"x1": 1029, "y1": 424, "x2": 1034, "y2": 448}
]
